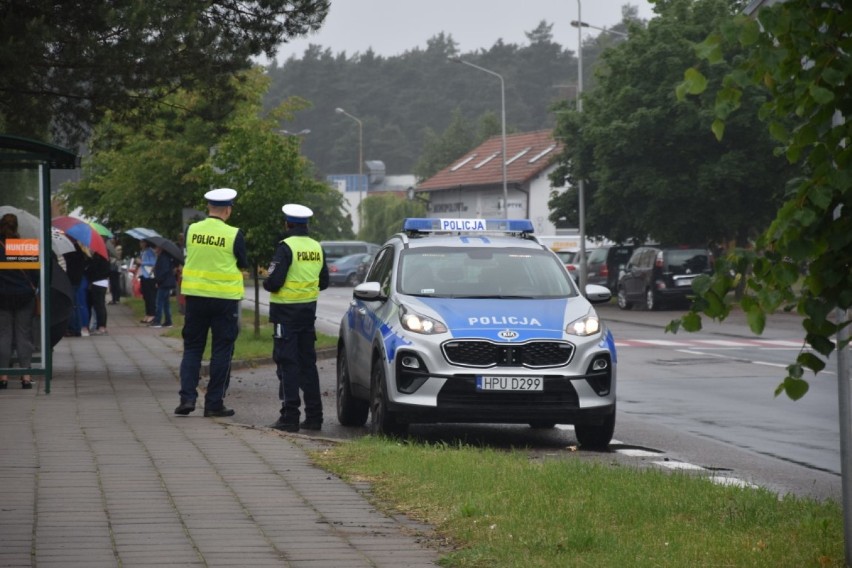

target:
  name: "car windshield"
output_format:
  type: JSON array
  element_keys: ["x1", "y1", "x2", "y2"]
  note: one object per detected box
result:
[
  {"x1": 665, "y1": 250, "x2": 710, "y2": 273},
  {"x1": 398, "y1": 247, "x2": 576, "y2": 298}
]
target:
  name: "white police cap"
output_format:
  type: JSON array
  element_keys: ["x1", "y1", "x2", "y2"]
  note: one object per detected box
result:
[
  {"x1": 282, "y1": 203, "x2": 313, "y2": 224},
  {"x1": 204, "y1": 187, "x2": 237, "y2": 206}
]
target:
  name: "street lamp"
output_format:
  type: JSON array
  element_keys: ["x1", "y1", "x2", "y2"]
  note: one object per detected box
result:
[
  {"x1": 448, "y1": 57, "x2": 509, "y2": 219},
  {"x1": 570, "y1": 20, "x2": 629, "y2": 38},
  {"x1": 335, "y1": 107, "x2": 363, "y2": 232},
  {"x1": 572, "y1": 1, "x2": 589, "y2": 291},
  {"x1": 570, "y1": 12, "x2": 629, "y2": 292}
]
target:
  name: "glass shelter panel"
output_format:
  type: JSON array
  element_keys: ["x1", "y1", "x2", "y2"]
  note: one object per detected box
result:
[{"x1": 0, "y1": 164, "x2": 47, "y2": 375}]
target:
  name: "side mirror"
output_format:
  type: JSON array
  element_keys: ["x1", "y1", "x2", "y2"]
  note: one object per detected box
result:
[
  {"x1": 584, "y1": 284, "x2": 612, "y2": 304},
  {"x1": 353, "y1": 281, "x2": 383, "y2": 301}
]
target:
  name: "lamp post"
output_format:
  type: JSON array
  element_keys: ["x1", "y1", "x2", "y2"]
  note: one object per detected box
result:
[
  {"x1": 570, "y1": 13, "x2": 629, "y2": 292},
  {"x1": 572, "y1": 1, "x2": 588, "y2": 291},
  {"x1": 335, "y1": 107, "x2": 363, "y2": 233},
  {"x1": 448, "y1": 57, "x2": 509, "y2": 219}
]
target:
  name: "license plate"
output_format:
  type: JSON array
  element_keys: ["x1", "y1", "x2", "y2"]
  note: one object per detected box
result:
[
  {"x1": 476, "y1": 376, "x2": 543, "y2": 391},
  {"x1": 675, "y1": 277, "x2": 694, "y2": 287}
]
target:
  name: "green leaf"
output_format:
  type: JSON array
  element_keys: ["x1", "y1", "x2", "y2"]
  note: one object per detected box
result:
[
  {"x1": 809, "y1": 85, "x2": 835, "y2": 105},
  {"x1": 768, "y1": 121, "x2": 788, "y2": 143},
  {"x1": 711, "y1": 119, "x2": 725, "y2": 141},
  {"x1": 745, "y1": 306, "x2": 766, "y2": 334},
  {"x1": 738, "y1": 19, "x2": 761, "y2": 46},
  {"x1": 681, "y1": 311, "x2": 703, "y2": 332},
  {"x1": 682, "y1": 68, "x2": 708, "y2": 95},
  {"x1": 694, "y1": 34, "x2": 723, "y2": 64},
  {"x1": 777, "y1": 376, "x2": 810, "y2": 401},
  {"x1": 797, "y1": 352, "x2": 826, "y2": 373}
]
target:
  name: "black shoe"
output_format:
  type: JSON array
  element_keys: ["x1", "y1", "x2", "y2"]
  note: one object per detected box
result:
[
  {"x1": 174, "y1": 401, "x2": 196, "y2": 415},
  {"x1": 21, "y1": 380, "x2": 33, "y2": 390},
  {"x1": 271, "y1": 418, "x2": 299, "y2": 432},
  {"x1": 0, "y1": 381, "x2": 7, "y2": 390},
  {"x1": 204, "y1": 406, "x2": 235, "y2": 418},
  {"x1": 300, "y1": 418, "x2": 323, "y2": 431}
]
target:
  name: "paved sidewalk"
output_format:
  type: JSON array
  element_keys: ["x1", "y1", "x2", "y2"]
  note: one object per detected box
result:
[{"x1": 0, "y1": 303, "x2": 441, "y2": 567}]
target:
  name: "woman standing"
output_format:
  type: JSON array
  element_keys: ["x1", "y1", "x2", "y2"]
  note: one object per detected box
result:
[
  {"x1": 138, "y1": 239, "x2": 157, "y2": 323},
  {"x1": 0, "y1": 213, "x2": 38, "y2": 389}
]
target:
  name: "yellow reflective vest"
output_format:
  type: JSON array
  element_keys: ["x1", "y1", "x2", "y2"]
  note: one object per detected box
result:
[
  {"x1": 181, "y1": 217, "x2": 243, "y2": 300},
  {"x1": 269, "y1": 236, "x2": 322, "y2": 304}
]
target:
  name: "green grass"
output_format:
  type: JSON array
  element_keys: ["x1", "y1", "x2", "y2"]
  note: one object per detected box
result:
[
  {"x1": 312, "y1": 437, "x2": 845, "y2": 568},
  {"x1": 122, "y1": 296, "x2": 337, "y2": 359}
]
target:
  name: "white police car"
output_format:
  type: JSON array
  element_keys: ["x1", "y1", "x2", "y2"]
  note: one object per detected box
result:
[{"x1": 336, "y1": 218, "x2": 617, "y2": 448}]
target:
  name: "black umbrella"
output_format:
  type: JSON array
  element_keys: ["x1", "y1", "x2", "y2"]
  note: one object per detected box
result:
[{"x1": 145, "y1": 236, "x2": 184, "y2": 264}]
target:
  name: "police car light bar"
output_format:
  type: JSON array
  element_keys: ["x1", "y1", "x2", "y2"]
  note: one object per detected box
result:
[{"x1": 403, "y1": 218, "x2": 535, "y2": 234}]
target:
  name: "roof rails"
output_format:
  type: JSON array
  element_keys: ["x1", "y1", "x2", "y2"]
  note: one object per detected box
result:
[{"x1": 402, "y1": 218, "x2": 535, "y2": 236}]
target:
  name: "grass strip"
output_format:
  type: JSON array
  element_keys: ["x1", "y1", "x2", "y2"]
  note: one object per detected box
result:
[
  {"x1": 312, "y1": 437, "x2": 845, "y2": 567},
  {"x1": 122, "y1": 296, "x2": 337, "y2": 360}
]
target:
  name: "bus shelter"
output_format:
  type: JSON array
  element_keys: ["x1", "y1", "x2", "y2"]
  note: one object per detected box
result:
[{"x1": 0, "y1": 135, "x2": 79, "y2": 393}]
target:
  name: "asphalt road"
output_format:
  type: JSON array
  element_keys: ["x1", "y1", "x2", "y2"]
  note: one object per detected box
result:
[{"x1": 235, "y1": 284, "x2": 844, "y2": 502}]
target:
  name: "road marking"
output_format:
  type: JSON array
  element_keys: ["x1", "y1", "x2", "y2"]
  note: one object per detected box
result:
[
  {"x1": 653, "y1": 460, "x2": 706, "y2": 471},
  {"x1": 616, "y1": 338, "x2": 802, "y2": 349}
]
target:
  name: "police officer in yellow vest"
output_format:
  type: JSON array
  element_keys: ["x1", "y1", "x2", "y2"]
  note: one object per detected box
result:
[
  {"x1": 263, "y1": 204, "x2": 329, "y2": 432},
  {"x1": 175, "y1": 188, "x2": 248, "y2": 418}
]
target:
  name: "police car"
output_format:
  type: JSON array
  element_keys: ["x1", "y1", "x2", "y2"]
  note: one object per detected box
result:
[{"x1": 336, "y1": 218, "x2": 617, "y2": 448}]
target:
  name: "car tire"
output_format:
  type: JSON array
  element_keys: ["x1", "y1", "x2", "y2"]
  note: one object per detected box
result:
[
  {"x1": 645, "y1": 289, "x2": 656, "y2": 311},
  {"x1": 617, "y1": 287, "x2": 632, "y2": 310},
  {"x1": 574, "y1": 410, "x2": 615, "y2": 450},
  {"x1": 346, "y1": 272, "x2": 360, "y2": 287},
  {"x1": 370, "y1": 359, "x2": 408, "y2": 438},
  {"x1": 336, "y1": 344, "x2": 369, "y2": 426},
  {"x1": 529, "y1": 421, "x2": 556, "y2": 429}
]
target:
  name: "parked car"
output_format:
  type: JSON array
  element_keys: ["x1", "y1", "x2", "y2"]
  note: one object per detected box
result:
[
  {"x1": 336, "y1": 218, "x2": 617, "y2": 448},
  {"x1": 616, "y1": 246, "x2": 714, "y2": 310},
  {"x1": 328, "y1": 253, "x2": 373, "y2": 286},
  {"x1": 586, "y1": 245, "x2": 636, "y2": 293},
  {"x1": 320, "y1": 240, "x2": 379, "y2": 263},
  {"x1": 554, "y1": 249, "x2": 580, "y2": 281}
]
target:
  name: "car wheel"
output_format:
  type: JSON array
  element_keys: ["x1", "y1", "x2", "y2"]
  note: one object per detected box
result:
[
  {"x1": 529, "y1": 421, "x2": 556, "y2": 429},
  {"x1": 574, "y1": 411, "x2": 615, "y2": 450},
  {"x1": 346, "y1": 272, "x2": 360, "y2": 287},
  {"x1": 617, "y1": 287, "x2": 632, "y2": 310},
  {"x1": 336, "y1": 344, "x2": 369, "y2": 426},
  {"x1": 370, "y1": 359, "x2": 408, "y2": 437},
  {"x1": 645, "y1": 289, "x2": 656, "y2": 311}
]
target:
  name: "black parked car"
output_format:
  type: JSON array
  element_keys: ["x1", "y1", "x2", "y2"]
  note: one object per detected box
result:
[
  {"x1": 616, "y1": 246, "x2": 713, "y2": 310},
  {"x1": 586, "y1": 245, "x2": 635, "y2": 293}
]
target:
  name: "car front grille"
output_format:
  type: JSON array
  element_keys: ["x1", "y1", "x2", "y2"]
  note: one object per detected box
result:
[{"x1": 442, "y1": 340, "x2": 574, "y2": 368}]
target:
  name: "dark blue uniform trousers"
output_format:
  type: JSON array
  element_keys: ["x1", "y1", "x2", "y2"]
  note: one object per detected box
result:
[
  {"x1": 274, "y1": 325, "x2": 322, "y2": 422},
  {"x1": 179, "y1": 296, "x2": 239, "y2": 410}
]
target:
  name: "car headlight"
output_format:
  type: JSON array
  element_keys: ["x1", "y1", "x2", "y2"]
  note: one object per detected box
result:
[
  {"x1": 399, "y1": 306, "x2": 447, "y2": 335},
  {"x1": 566, "y1": 313, "x2": 601, "y2": 336}
]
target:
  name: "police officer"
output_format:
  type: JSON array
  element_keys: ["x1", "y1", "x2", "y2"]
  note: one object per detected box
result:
[
  {"x1": 175, "y1": 188, "x2": 248, "y2": 417},
  {"x1": 263, "y1": 204, "x2": 329, "y2": 432}
]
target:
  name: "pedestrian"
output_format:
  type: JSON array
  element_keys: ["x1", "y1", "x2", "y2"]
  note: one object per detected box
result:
[
  {"x1": 62, "y1": 245, "x2": 85, "y2": 337},
  {"x1": 149, "y1": 244, "x2": 176, "y2": 328},
  {"x1": 263, "y1": 204, "x2": 329, "y2": 432},
  {"x1": 107, "y1": 235, "x2": 122, "y2": 304},
  {"x1": 0, "y1": 213, "x2": 38, "y2": 389},
  {"x1": 138, "y1": 239, "x2": 157, "y2": 323},
  {"x1": 85, "y1": 252, "x2": 110, "y2": 336},
  {"x1": 174, "y1": 188, "x2": 248, "y2": 417}
]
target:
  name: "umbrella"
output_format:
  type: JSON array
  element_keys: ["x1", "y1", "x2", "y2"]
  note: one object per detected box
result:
[
  {"x1": 52, "y1": 215, "x2": 108, "y2": 258},
  {"x1": 51, "y1": 227, "x2": 76, "y2": 256},
  {"x1": 146, "y1": 236, "x2": 184, "y2": 264},
  {"x1": 0, "y1": 205, "x2": 76, "y2": 258},
  {"x1": 125, "y1": 227, "x2": 161, "y2": 240},
  {"x1": 88, "y1": 220, "x2": 113, "y2": 238}
]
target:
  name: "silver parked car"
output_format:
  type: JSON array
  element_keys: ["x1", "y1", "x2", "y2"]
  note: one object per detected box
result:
[{"x1": 336, "y1": 218, "x2": 617, "y2": 448}]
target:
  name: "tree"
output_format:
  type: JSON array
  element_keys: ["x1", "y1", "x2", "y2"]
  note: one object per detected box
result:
[
  {"x1": 672, "y1": 0, "x2": 851, "y2": 400},
  {"x1": 549, "y1": 0, "x2": 793, "y2": 246},
  {"x1": 0, "y1": 0, "x2": 329, "y2": 144},
  {"x1": 359, "y1": 194, "x2": 426, "y2": 246}
]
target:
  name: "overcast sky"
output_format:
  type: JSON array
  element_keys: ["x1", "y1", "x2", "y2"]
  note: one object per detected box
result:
[{"x1": 271, "y1": 0, "x2": 656, "y2": 61}]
